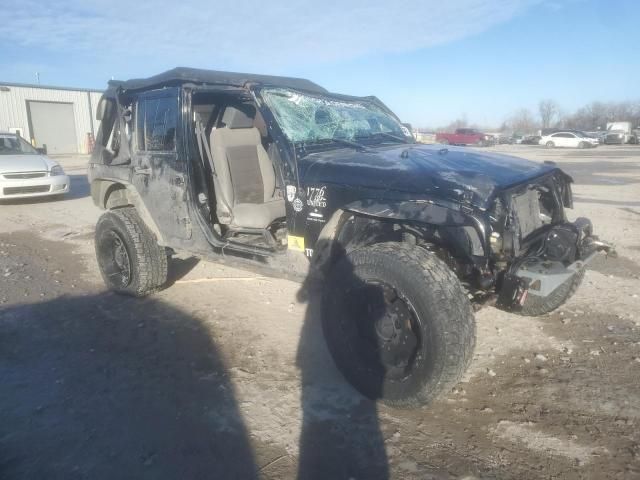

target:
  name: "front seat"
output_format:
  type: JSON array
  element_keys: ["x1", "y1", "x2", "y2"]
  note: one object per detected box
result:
[{"x1": 210, "y1": 105, "x2": 285, "y2": 229}]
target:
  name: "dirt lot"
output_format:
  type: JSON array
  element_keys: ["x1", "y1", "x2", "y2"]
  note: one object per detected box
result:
[{"x1": 1, "y1": 145, "x2": 639, "y2": 479}]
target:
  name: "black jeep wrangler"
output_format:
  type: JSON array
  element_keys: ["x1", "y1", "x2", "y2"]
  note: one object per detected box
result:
[{"x1": 89, "y1": 68, "x2": 610, "y2": 406}]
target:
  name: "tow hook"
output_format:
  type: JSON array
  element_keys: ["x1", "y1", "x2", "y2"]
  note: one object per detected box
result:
[
  {"x1": 591, "y1": 238, "x2": 617, "y2": 257},
  {"x1": 496, "y1": 273, "x2": 530, "y2": 311}
]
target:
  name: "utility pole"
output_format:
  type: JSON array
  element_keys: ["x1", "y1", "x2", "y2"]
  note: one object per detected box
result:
[{"x1": 36, "y1": 72, "x2": 40, "y2": 85}]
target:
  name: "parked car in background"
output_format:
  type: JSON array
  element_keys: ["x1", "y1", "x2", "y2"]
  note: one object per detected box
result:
[
  {"x1": 521, "y1": 135, "x2": 542, "y2": 145},
  {"x1": 0, "y1": 132, "x2": 69, "y2": 200},
  {"x1": 435, "y1": 128, "x2": 493, "y2": 146},
  {"x1": 604, "y1": 122, "x2": 638, "y2": 144},
  {"x1": 495, "y1": 134, "x2": 513, "y2": 144},
  {"x1": 584, "y1": 131, "x2": 607, "y2": 143},
  {"x1": 540, "y1": 131, "x2": 599, "y2": 149}
]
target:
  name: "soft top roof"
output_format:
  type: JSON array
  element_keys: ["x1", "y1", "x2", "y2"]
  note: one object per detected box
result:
[{"x1": 109, "y1": 67, "x2": 327, "y2": 94}]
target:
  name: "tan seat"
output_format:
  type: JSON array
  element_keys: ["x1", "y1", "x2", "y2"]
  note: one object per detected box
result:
[{"x1": 210, "y1": 105, "x2": 285, "y2": 229}]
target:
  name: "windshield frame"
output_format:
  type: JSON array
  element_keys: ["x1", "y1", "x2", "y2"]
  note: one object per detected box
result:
[
  {"x1": 256, "y1": 86, "x2": 413, "y2": 150},
  {"x1": 0, "y1": 134, "x2": 39, "y2": 155}
]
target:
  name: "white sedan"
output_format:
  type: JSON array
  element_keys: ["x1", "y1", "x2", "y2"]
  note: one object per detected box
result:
[
  {"x1": 540, "y1": 131, "x2": 599, "y2": 149},
  {"x1": 0, "y1": 132, "x2": 70, "y2": 200}
]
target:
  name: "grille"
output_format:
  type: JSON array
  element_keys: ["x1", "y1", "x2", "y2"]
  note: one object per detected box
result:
[
  {"x1": 3, "y1": 172, "x2": 47, "y2": 179},
  {"x1": 512, "y1": 189, "x2": 543, "y2": 239},
  {"x1": 3, "y1": 185, "x2": 50, "y2": 195}
]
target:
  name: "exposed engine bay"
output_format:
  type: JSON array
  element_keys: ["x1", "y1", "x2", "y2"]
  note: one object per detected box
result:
[{"x1": 486, "y1": 173, "x2": 612, "y2": 310}]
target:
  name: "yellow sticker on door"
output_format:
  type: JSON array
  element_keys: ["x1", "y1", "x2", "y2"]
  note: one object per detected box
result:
[{"x1": 287, "y1": 235, "x2": 305, "y2": 252}]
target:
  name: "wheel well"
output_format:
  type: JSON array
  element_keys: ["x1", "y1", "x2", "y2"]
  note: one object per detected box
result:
[
  {"x1": 91, "y1": 180, "x2": 131, "y2": 209},
  {"x1": 314, "y1": 210, "x2": 480, "y2": 281},
  {"x1": 91, "y1": 180, "x2": 166, "y2": 246},
  {"x1": 104, "y1": 183, "x2": 131, "y2": 209}
]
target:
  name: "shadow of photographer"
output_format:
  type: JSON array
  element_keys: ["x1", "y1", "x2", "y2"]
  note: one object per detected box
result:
[
  {"x1": 295, "y1": 241, "x2": 390, "y2": 480},
  {"x1": 0, "y1": 292, "x2": 258, "y2": 480}
]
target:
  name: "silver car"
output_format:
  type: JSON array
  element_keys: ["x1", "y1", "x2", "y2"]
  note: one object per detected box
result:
[{"x1": 0, "y1": 132, "x2": 70, "y2": 200}]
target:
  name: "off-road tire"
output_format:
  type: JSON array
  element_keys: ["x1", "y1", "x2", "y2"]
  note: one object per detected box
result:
[
  {"x1": 322, "y1": 242, "x2": 476, "y2": 407},
  {"x1": 95, "y1": 207, "x2": 168, "y2": 297},
  {"x1": 517, "y1": 268, "x2": 586, "y2": 317},
  {"x1": 546, "y1": 141, "x2": 555, "y2": 148}
]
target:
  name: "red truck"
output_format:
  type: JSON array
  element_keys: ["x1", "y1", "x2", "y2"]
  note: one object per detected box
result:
[{"x1": 436, "y1": 128, "x2": 492, "y2": 146}]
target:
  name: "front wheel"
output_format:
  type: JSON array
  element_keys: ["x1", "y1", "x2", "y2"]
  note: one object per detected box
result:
[
  {"x1": 322, "y1": 243, "x2": 476, "y2": 407},
  {"x1": 95, "y1": 207, "x2": 168, "y2": 297},
  {"x1": 546, "y1": 141, "x2": 555, "y2": 148}
]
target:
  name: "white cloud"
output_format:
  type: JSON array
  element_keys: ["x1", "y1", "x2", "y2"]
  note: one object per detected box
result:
[{"x1": 1, "y1": 0, "x2": 541, "y2": 70}]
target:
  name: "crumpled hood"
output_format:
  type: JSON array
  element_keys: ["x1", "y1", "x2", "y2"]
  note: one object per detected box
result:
[
  {"x1": 0, "y1": 154, "x2": 52, "y2": 174},
  {"x1": 298, "y1": 143, "x2": 558, "y2": 209}
]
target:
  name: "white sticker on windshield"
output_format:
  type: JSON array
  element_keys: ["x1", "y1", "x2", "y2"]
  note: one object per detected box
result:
[{"x1": 401, "y1": 126, "x2": 411, "y2": 137}]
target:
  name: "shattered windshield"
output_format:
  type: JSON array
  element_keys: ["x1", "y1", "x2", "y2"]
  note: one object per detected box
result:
[{"x1": 261, "y1": 88, "x2": 411, "y2": 145}]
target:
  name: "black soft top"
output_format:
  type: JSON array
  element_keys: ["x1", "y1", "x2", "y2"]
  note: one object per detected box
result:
[{"x1": 108, "y1": 67, "x2": 327, "y2": 94}]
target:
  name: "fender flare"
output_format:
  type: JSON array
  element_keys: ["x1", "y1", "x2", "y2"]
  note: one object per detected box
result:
[
  {"x1": 313, "y1": 199, "x2": 489, "y2": 270},
  {"x1": 90, "y1": 179, "x2": 166, "y2": 245}
]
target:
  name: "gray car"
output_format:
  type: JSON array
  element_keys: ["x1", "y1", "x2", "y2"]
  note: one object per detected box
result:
[{"x1": 0, "y1": 132, "x2": 69, "y2": 200}]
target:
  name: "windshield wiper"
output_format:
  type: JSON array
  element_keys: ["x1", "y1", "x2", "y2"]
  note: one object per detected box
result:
[
  {"x1": 329, "y1": 137, "x2": 370, "y2": 151},
  {"x1": 359, "y1": 132, "x2": 412, "y2": 144},
  {"x1": 298, "y1": 138, "x2": 370, "y2": 152}
]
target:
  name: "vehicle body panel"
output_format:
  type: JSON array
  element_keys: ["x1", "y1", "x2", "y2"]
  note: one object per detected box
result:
[
  {"x1": 296, "y1": 143, "x2": 557, "y2": 210},
  {"x1": 130, "y1": 87, "x2": 193, "y2": 244}
]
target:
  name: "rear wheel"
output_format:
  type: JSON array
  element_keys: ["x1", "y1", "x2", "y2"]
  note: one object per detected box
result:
[
  {"x1": 546, "y1": 141, "x2": 555, "y2": 148},
  {"x1": 322, "y1": 243, "x2": 476, "y2": 407},
  {"x1": 95, "y1": 207, "x2": 168, "y2": 297}
]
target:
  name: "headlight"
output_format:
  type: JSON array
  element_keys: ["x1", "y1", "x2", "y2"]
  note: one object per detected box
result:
[{"x1": 50, "y1": 165, "x2": 64, "y2": 176}]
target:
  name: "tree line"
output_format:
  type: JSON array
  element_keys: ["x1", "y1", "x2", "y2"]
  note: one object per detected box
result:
[{"x1": 435, "y1": 99, "x2": 640, "y2": 134}]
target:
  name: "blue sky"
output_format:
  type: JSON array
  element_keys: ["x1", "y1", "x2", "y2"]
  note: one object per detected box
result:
[{"x1": 0, "y1": 0, "x2": 637, "y2": 127}]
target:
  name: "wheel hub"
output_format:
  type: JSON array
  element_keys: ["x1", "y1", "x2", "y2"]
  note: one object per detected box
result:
[
  {"x1": 99, "y1": 230, "x2": 131, "y2": 287},
  {"x1": 352, "y1": 282, "x2": 420, "y2": 378}
]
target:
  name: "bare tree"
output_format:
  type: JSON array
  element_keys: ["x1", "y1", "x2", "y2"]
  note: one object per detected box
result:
[
  {"x1": 439, "y1": 114, "x2": 468, "y2": 132},
  {"x1": 509, "y1": 108, "x2": 537, "y2": 134},
  {"x1": 539, "y1": 99, "x2": 559, "y2": 129}
]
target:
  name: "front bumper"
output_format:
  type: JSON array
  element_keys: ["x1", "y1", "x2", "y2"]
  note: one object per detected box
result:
[
  {"x1": 0, "y1": 175, "x2": 70, "y2": 200},
  {"x1": 497, "y1": 218, "x2": 614, "y2": 309}
]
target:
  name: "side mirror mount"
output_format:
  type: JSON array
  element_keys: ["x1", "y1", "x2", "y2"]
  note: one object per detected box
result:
[{"x1": 36, "y1": 145, "x2": 47, "y2": 155}]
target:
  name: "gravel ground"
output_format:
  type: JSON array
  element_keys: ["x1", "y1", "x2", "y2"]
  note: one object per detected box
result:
[{"x1": 1, "y1": 146, "x2": 639, "y2": 479}]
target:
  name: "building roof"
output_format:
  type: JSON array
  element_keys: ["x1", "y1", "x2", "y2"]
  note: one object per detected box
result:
[
  {"x1": 0, "y1": 81, "x2": 102, "y2": 93},
  {"x1": 109, "y1": 67, "x2": 327, "y2": 94}
]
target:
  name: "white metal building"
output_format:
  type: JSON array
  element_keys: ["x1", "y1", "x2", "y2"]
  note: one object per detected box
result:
[{"x1": 0, "y1": 82, "x2": 103, "y2": 154}]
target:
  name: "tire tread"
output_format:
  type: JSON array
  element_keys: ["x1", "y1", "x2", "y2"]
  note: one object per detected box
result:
[{"x1": 95, "y1": 207, "x2": 167, "y2": 296}]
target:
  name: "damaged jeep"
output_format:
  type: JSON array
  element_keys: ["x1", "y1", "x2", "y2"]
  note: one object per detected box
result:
[{"x1": 89, "y1": 68, "x2": 612, "y2": 407}]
